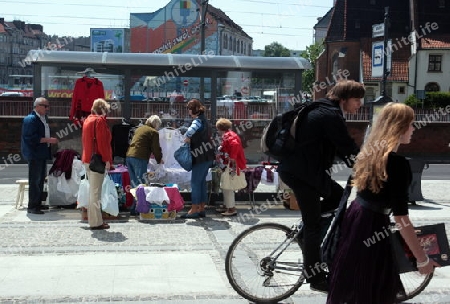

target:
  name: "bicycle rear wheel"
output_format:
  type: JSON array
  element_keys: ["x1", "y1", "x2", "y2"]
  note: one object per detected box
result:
[
  {"x1": 396, "y1": 270, "x2": 433, "y2": 302},
  {"x1": 225, "y1": 223, "x2": 304, "y2": 304}
]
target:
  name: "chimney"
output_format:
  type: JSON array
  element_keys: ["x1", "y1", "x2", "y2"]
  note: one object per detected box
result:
[{"x1": 0, "y1": 18, "x2": 4, "y2": 25}]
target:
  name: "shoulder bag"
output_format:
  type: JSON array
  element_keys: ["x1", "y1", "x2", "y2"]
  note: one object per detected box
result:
[
  {"x1": 89, "y1": 118, "x2": 106, "y2": 174},
  {"x1": 220, "y1": 166, "x2": 247, "y2": 191}
]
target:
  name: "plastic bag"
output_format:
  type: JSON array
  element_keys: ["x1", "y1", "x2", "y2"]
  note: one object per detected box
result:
[
  {"x1": 77, "y1": 178, "x2": 90, "y2": 209},
  {"x1": 101, "y1": 174, "x2": 119, "y2": 216},
  {"x1": 144, "y1": 186, "x2": 170, "y2": 206},
  {"x1": 174, "y1": 143, "x2": 192, "y2": 172}
]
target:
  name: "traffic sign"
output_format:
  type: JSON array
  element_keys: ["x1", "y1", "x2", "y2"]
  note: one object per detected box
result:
[{"x1": 183, "y1": 80, "x2": 189, "y2": 86}]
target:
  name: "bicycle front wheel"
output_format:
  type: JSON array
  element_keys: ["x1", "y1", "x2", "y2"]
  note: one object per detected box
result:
[{"x1": 225, "y1": 223, "x2": 304, "y2": 304}]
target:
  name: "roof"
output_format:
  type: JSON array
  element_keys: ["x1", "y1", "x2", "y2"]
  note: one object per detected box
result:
[
  {"x1": 325, "y1": 0, "x2": 346, "y2": 42},
  {"x1": 314, "y1": 8, "x2": 333, "y2": 30},
  {"x1": 361, "y1": 38, "x2": 410, "y2": 82},
  {"x1": 27, "y1": 50, "x2": 311, "y2": 74},
  {"x1": 208, "y1": 4, "x2": 252, "y2": 40},
  {"x1": 420, "y1": 35, "x2": 450, "y2": 49}
]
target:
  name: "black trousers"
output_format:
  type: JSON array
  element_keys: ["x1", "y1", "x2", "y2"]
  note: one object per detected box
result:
[
  {"x1": 279, "y1": 172, "x2": 343, "y2": 283},
  {"x1": 27, "y1": 159, "x2": 47, "y2": 211}
]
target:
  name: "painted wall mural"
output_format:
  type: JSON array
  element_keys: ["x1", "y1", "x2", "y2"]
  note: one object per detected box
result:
[{"x1": 130, "y1": 0, "x2": 218, "y2": 54}]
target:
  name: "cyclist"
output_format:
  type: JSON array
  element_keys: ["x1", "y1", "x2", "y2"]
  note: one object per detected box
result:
[{"x1": 278, "y1": 80, "x2": 364, "y2": 293}]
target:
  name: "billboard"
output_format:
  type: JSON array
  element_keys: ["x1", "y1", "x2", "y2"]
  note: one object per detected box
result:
[
  {"x1": 90, "y1": 28, "x2": 126, "y2": 53},
  {"x1": 130, "y1": 0, "x2": 217, "y2": 54}
]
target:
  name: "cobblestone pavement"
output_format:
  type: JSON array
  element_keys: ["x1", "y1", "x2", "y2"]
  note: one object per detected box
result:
[{"x1": 0, "y1": 181, "x2": 449, "y2": 303}]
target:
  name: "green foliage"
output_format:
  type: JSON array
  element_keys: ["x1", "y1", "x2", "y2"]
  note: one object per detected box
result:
[
  {"x1": 300, "y1": 42, "x2": 324, "y2": 94},
  {"x1": 405, "y1": 92, "x2": 450, "y2": 108},
  {"x1": 263, "y1": 42, "x2": 290, "y2": 57},
  {"x1": 404, "y1": 94, "x2": 421, "y2": 107}
]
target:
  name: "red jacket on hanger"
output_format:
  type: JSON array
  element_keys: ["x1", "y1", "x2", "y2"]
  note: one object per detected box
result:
[{"x1": 70, "y1": 76, "x2": 105, "y2": 123}]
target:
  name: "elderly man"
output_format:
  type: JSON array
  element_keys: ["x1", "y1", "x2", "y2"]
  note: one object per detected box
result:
[{"x1": 21, "y1": 97, "x2": 59, "y2": 214}]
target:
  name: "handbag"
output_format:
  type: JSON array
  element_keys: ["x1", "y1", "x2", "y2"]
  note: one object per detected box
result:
[
  {"x1": 392, "y1": 222, "x2": 450, "y2": 273},
  {"x1": 321, "y1": 176, "x2": 352, "y2": 267},
  {"x1": 89, "y1": 119, "x2": 106, "y2": 174},
  {"x1": 220, "y1": 166, "x2": 247, "y2": 191},
  {"x1": 174, "y1": 143, "x2": 192, "y2": 172}
]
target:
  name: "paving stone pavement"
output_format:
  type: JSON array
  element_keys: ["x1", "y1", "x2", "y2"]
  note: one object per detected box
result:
[{"x1": 0, "y1": 180, "x2": 449, "y2": 303}]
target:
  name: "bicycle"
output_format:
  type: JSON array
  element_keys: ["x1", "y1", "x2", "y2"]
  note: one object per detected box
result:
[{"x1": 225, "y1": 212, "x2": 433, "y2": 303}]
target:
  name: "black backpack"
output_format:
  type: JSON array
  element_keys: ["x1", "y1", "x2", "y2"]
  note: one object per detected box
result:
[{"x1": 260, "y1": 101, "x2": 327, "y2": 161}]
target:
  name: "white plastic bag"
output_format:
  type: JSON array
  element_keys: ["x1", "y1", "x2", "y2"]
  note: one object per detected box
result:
[
  {"x1": 101, "y1": 174, "x2": 119, "y2": 216},
  {"x1": 77, "y1": 178, "x2": 90, "y2": 209},
  {"x1": 144, "y1": 186, "x2": 170, "y2": 206}
]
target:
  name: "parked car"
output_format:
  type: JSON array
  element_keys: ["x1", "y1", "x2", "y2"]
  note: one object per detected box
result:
[{"x1": 0, "y1": 92, "x2": 25, "y2": 97}]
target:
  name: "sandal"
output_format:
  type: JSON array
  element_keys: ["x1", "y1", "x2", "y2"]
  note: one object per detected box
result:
[{"x1": 90, "y1": 223, "x2": 110, "y2": 230}]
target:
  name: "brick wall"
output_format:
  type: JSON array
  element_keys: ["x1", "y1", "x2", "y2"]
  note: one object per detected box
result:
[{"x1": 1, "y1": 118, "x2": 449, "y2": 164}]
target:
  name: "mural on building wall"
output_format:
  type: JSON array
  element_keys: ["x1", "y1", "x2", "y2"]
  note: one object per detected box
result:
[{"x1": 130, "y1": 0, "x2": 218, "y2": 54}]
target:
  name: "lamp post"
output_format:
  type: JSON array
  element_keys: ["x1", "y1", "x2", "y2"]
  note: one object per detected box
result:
[
  {"x1": 372, "y1": 6, "x2": 392, "y2": 106},
  {"x1": 199, "y1": 0, "x2": 209, "y2": 102},
  {"x1": 369, "y1": 6, "x2": 392, "y2": 125}
]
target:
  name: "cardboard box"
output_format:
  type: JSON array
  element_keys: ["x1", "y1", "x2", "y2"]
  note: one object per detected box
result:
[{"x1": 139, "y1": 203, "x2": 177, "y2": 220}]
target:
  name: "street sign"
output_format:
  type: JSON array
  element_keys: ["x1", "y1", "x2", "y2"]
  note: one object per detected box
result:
[
  {"x1": 183, "y1": 79, "x2": 189, "y2": 86},
  {"x1": 372, "y1": 23, "x2": 384, "y2": 38},
  {"x1": 416, "y1": 90, "x2": 426, "y2": 99}
]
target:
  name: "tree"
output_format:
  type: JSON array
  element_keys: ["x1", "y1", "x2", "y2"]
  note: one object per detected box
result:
[
  {"x1": 300, "y1": 41, "x2": 324, "y2": 94},
  {"x1": 263, "y1": 42, "x2": 290, "y2": 57}
]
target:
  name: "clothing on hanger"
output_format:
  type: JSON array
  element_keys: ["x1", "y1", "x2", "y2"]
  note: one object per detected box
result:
[
  {"x1": 69, "y1": 69, "x2": 105, "y2": 125},
  {"x1": 112, "y1": 122, "x2": 135, "y2": 158},
  {"x1": 158, "y1": 127, "x2": 184, "y2": 168}
]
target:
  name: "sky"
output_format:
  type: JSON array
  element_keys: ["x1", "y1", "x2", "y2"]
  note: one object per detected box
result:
[{"x1": 0, "y1": 0, "x2": 333, "y2": 50}]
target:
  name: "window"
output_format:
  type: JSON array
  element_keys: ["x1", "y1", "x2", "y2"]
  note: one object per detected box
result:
[
  {"x1": 398, "y1": 86, "x2": 406, "y2": 94},
  {"x1": 223, "y1": 34, "x2": 227, "y2": 49},
  {"x1": 370, "y1": 0, "x2": 376, "y2": 4},
  {"x1": 428, "y1": 55, "x2": 442, "y2": 71},
  {"x1": 439, "y1": 0, "x2": 445, "y2": 8},
  {"x1": 425, "y1": 82, "x2": 440, "y2": 92},
  {"x1": 355, "y1": 20, "x2": 360, "y2": 29}
]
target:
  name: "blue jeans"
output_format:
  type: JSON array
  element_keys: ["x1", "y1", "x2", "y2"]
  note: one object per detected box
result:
[
  {"x1": 191, "y1": 160, "x2": 213, "y2": 205},
  {"x1": 126, "y1": 157, "x2": 148, "y2": 188},
  {"x1": 28, "y1": 159, "x2": 47, "y2": 211}
]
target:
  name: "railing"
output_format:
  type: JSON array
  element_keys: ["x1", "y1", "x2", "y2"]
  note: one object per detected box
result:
[{"x1": 0, "y1": 100, "x2": 449, "y2": 123}]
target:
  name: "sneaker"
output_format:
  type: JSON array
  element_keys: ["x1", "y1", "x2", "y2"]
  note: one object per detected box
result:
[{"x1": 310, "y1": 279, "x2": 328, "y2": 294}]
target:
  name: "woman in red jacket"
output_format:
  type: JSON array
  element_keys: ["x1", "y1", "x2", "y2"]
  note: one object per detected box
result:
[
  {"x1": 216, "y1": 118, "x2": 247, "y2": 216},
  {"x1": 81, "y1": 98, "x2": 113, "y2": 230}
]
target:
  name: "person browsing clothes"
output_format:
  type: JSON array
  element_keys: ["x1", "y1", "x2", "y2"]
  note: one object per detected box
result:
[
  {"x1": 327, "y1": 103, "x2": 439, "y2": 303},
  {"x1": 126, "y1": 115, "x2": 163, "y2": 187},
  {"x1": 21, "y1": 97, "x2": 59, "y2": 214},
  {"x1": 216, "y1": 118, "x2": 246, "y2": 216},
  {"x1": 81, "y1": 98, "x2": 113, "y2": 230},
  {"x1": 277, "y1": 80, "x2": 364, "y2": 293},
  {"x1": 180, "y1": 99, "x2": 215, "y2": 219}
]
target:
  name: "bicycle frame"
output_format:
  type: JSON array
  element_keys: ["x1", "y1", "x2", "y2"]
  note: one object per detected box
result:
[{"x1": 261, "y1": 220, "x2": 304, "y2": 276}]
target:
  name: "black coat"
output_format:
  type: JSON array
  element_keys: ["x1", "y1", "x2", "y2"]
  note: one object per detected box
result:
[{"x1": 277, "y1": 98, "x2": 359, "y2": 197}]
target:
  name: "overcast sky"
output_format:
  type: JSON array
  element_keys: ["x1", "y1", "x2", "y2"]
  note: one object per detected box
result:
[{"x1": 1, "y1": 0, "x2": 333, "y2": 50}]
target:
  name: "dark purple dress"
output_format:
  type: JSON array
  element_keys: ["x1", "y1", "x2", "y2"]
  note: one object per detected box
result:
[{"x1": 327, "y1": 152, "x2": 411, "y2": 304}]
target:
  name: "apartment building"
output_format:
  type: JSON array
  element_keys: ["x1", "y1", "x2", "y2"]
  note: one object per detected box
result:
[{"x1": 0, "y1": 18, "x2": 50, "y2": 87}]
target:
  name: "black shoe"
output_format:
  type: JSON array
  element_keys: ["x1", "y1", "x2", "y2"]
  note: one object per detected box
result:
[
  {"x1": 40, "y1": 205, "x2": 49, "y2": 210},
  {"x1": 310, "y1": 279, "x2": 328, "y2": 294},
  {"x1": 27, "y1": 209, "x2": 45, "y2": 215}
]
